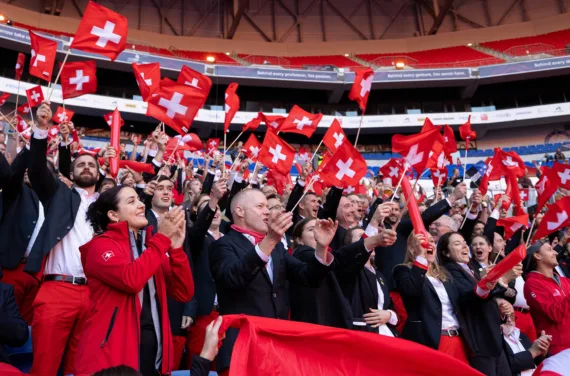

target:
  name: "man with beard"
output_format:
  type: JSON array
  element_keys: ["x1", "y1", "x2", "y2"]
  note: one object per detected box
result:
[{"x1": 26, "y1": 102, "x2": 101, "y2": 376}]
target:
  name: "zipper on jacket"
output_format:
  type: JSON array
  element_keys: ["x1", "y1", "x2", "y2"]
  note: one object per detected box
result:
[{"x1": 100, "y1": 307, "x2": 119, "y2": 348}]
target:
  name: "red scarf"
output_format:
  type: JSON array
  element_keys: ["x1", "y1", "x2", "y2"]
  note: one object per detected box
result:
[{"x1": 231, "y1": 224, "x2": 266, "y2": 245}]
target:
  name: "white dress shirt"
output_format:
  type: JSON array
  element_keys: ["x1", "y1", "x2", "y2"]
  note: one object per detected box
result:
[
  {"x1": 427, "y1": 276, "x2": 460, "y2": 330},
  {"x1": 503, "y1": 327, "x2": 535, "y2": 376},
  {"x1": 364, "y1": 264, "x2": 398, "y2": 337},
  {"x1": 25, "y1": 201, "x2": 44, "y2": 258},
  {"x1": 44, "y1": 187, "x2": 99, "y2": 277}
]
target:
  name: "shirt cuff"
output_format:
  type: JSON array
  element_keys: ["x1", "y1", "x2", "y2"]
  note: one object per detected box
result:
[
  {"x1": 387, "y1": 310, "x2": 399, "y2": 326},
  {"x1": 446, "y1": 198, "x2": 452, "y2": 207},
  {"x1": 99, "y1": 168, "x2": 106, "y2": 177},
  {"x1": 136, "y1": 183, "x2": 146, "y2": 189},
  {"x1": 148, "y1": 149, "x2": 158, "y2": 157},
  {"x1": 315, "y1": 251, "x2": 334, "y2": 266},
  {"x1": 466, "y1": 210, "x2": 479, "y2": 220},
  {"x1": 152, "y1": 158, "x2": 162, "y2": 168},
  {"x1": 297, "y1": 179, "x2": 306, "y2": 187},
  {"x1": 60, "y1": 137, "x2": 73, "y2": 147},
  {"x1": 33, "y1": 128, "x2": 48, "y2": 140},
  {"x1": 475, "y1": 285, "x2": 490, "y2": 298},
  {"x1": 414, "y1": 256, "x2": 429, "y2": 270},
  {"x1": 255, "y1": 244, "x2": 270, "y2": 263},
  {"x1": 490, "y1": 209, "x2": 500, "y2": 220},
  {"x1": 234, "y1": 175, "x2": 244, "y2": 184}
]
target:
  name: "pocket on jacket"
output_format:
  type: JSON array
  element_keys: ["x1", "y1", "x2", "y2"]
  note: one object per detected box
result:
[{"x1": 100, "y1": 307, "x2": 118, "y2": 348}]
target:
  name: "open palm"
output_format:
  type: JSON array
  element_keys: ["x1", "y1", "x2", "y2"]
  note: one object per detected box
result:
[{"x1": 313, "y1": 219, "x2": 338, "y2": 247}]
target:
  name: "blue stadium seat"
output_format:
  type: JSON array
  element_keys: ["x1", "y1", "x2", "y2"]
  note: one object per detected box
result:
[{"x1": 4, "y1": 326, "x2": 33, "y2": 373}]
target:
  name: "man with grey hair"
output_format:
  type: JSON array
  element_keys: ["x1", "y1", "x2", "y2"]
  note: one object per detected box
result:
[{"x1": 428, "y1": 214, "x2": 458, "y2": 243}]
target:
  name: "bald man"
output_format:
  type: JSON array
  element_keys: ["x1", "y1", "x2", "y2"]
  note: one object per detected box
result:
[{"x1": 209, "y1": 189, "x2": 335, "y2": 374}]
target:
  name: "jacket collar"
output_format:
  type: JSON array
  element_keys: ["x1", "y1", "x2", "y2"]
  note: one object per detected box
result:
[{"x1": 105, "y1": 221, "x2": 153, "y2": 242}]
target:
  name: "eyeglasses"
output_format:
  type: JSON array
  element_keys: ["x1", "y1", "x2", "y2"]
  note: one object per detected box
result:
[{"x1": 269, "y1": 204, "x2": 284, "y2": 212}]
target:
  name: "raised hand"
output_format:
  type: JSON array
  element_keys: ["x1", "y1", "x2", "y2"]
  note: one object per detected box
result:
[
  {"x1": 313, "y1": 218, "x2": 338, "y2": 248},
  {"x1": 158, "y1": 206, "x2": 185, "y2": 242},
  {"x1": 211, "y1": 179, "x2": 228, "y2": 201},
  {"x1": 449, "y1": 182, "x2": 467, "y2": 204},
  {"x1": 36, "y1": 101, "x2": 52, "y2": 129},
  {"x1": 375, "y1": 229, "x2": 397, "y2": 247},
  {"x1": 200, "y1": 316, "x2": 224, "y2": 361}
]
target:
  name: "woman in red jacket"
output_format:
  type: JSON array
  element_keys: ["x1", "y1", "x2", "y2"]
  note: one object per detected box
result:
[{"x1": 74, "y1": 186, "x2": 194, "y2": 376}]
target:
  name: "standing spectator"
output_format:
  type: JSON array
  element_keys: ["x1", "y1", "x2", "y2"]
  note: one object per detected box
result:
[{"x1": 554, "y1": 148, "x2": 566, "y2": 162}]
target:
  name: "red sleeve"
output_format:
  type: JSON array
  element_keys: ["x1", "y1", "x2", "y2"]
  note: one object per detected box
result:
[
  {"x1": 524, "y1": 277, "x2": 570, "y2": 323},
  {"x1": 84, "y1": 233, "x2": 171, "y2": 294},
  {"x1": 162, "y1": 246, "x2": 194, "y2": 303}
]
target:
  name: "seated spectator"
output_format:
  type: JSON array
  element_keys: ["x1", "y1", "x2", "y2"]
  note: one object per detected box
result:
[{"x1": 554, "y1": 148, "x2": 566, "y2": 162}]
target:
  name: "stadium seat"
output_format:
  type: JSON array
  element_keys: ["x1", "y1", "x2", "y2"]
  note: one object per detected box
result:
[{"x1": 481, "y1": 29, "x2": 570, "y2": 55}]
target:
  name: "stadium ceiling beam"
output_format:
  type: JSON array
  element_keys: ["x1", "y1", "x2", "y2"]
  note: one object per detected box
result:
[
  {"x1": 243, "y1": 12, "x2": 273, "y2": 42},
  {"x1": 496, "y1": 0, "x2": 521, "y2": 26},
  {"x1": 185, "y1": 0, "x2": 219, "y2": 36},
  {"x1": 320, "y1": 0, "x2": 326, "y2": 42},
  {"x1": 558, "y1": 0, "x2": 567, "y2": 13},
  {"x1": 379, "y1": 1, "x2": 409, "y2": 39},
  {"x1": 278, "y1": 0, "x2": 320, "y2": 43},
  {"x1": 366, "y1": 0, "x2": 375, "y2": 39},
  {"x1": 324, "y1": 0, "x2": 369, "y2": 40},
  {"x1": 482, "y1": 0, "x2": 492, "y2": 25},
  {"x1": 69, "y1": 0, "x2": 84, "y2": 17},
  {"x1": 148, "y1": 0, "x2": 179, "y2": 35},
  {"x1": 227, "y1": 0, "x2": 250, "y2": 39},
  {"x1": 520, "y1": 0, "x2": 530, "y2": 21},
  {"x1": 274, "y1": 0, "x2": 302, "y2": 41},
  {"x1": 417, "y1": 0, "x2": 481, "y2": 30},
  {"x1": 427, "y1": 0, "x2": 455, "y2": 35},
  {"x1": 450, "y1": 9, "x2": 484, "y2": 28}
]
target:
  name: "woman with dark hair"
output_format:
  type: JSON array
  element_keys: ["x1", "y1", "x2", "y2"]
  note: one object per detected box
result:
[
  {"x1": 393, "y1": 232, "x2": 493, "y2": 364},
  {"x1": 74, "y1": 186, "x2": 196, "y2": 376},
  {"x1": 440, "y1": 231, "x2": 517, "y2": 376}
]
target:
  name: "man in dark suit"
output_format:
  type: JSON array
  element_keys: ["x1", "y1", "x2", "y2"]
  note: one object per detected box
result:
[
  {"x1": 209, "y1": 188, "x2": 336, "y2": 374},
  {"x1": 502, "y1": 314, "x2": 551, "y2": 375},
  {"x1": 0, "y1": 267, "x2": 29, "y2": 365}
]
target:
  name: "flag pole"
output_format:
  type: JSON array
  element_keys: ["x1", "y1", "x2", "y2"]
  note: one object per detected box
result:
[
  {"x1": 354, "y1": 112, "x2": 365, "y2": 147},
  {"x1": 463, "y1": 138, "x2": 469, "y2": 181},
  {"x1": 225, "y1": 131, "x2": 243, "y2": 154},
  {"x1": 525, "y1": 216, "x2": 537, "y2": 248},
  {"x1": 0, "y1": 111, "x2": 25, "y2": 138},
  {"x1": 390, "y1": 166, "x2": 409, "y2": 203},
  {"x1": 48, "y1": 48, "x2": 72, "y2": 101},
  {"x1": 223, "y1": 132, "x2": 227, "y2": 155},
  {"x1": 290, "y1": 175, "x2": 317, "y2": 213},
  {"x1": 308, "y1": 139, "x2": 324, "y2": 166},
  {"x1": 14, "y1": 80, "x2": 21, "y2": 114}
]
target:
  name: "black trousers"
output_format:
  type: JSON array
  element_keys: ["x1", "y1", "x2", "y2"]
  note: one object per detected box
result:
[
  {"x1": 469, "y1": 350, "x2": 511, "y2": 376},
  {"x1": 140, "y1": 326, "x2": 160, "y2": 376}
]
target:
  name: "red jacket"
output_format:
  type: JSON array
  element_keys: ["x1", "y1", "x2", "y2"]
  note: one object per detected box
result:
[
  {"x1": 524, "y1": 271, "x2": 570, "y2": 355},
  {"x1": 74, "y1": 222, "x2": 194, "y2": 375}
]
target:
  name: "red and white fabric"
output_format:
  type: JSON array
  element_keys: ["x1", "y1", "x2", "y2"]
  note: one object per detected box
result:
[
  {"x1": 52, "y1": 106, "x2": 75, "y2": 124},
  {"x1": 260, "y1": 113, "x2": 286, "y2": 133},
  {"x1": 348, "y1": 67, "x2": 374, "y2": 111},
  {"x1": 322, "y1": 118, "x2": 346, "y2": 153},
  {"x1": 15, "y1": 52, "x2": 25, "y2": 81},
  {"x1": 25, "y1": 85, "x2": 44, "y2": 107},
  {"x1": 206, "y1": 138, "x2": 220, "y2": 154},
  {"x1": 279, "y1": 105, "x2": 322, "y2": 138},
  {"x1": 0, "y1": 93, "x2": 9, "y2": 107},
  {"x1": 392, "y1": 128, "x2": 444, "y2": 175},
  {"x1": 497, "y1": 214, "x2": 529, "y2": 241},
  {"x1": 132, "y1": 62, "x2": 160, "y2": 101},
  {"x1": 224, "y1": 83, "x2": 239, "y2": 133},
  {"x1": 60, "y1": 61, "x2": 98, "y2": 99},
  {"x1": 533, "y1": 196, "x2": 570, "y2": 241},
  {"x1": 319, "y1": 142, "x2": 367, "y2": 188},
  {"x1": 242, "y1": 134, "x2": 262, "y2": 161},
  {"x1": 29, "y1": 31, "x2": 57, "y2": 81},
  {"x1": 380, "y1": 158, "x2": 405, "y2": 187},
  {"x1": 177, "y1": 65, "x2": 212, "y2": 108},
  {"x1": 17, "y1": 103, "x2": 31, "y2": 115},
  {"x1": 258, "y1": 131, "x2": 296, "y2": 176}
]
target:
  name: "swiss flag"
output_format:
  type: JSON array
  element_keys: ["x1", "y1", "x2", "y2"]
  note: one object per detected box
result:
[
  {"x1": 430, "y1": 167, "x2": 448, "y2": 187},
  {"x1": 319, "y1": 142, "x2": 367, "y2": 187},
  {"x1": 296, "y1": 147, "x2": 312, "y2": 166},
  {"x1": 16, "y1": 115, "x2": 29, "y2": 133},
  {"x1": 497, "y1": 214, "x2": 529, "y2": 241},
  {"x1": 132, "y1": 62, "x2": 160, "y2": 101},
  {"x1": 459, "y1": 115, "x2": 476, "y2": 141},
  {"x1": 323, "y1": 119, "x2": 346, "y2": 153},
  {"x1": 17, "y1": 103, "x2": 31, "y2": 115},
  {"x1": 258, "y1": 132, "x2": 296, "y2": 176},
  {"x1": 78, "y1": 146, "x2": 101, "y2": 157},
  {"x1": 15, "y1": 53, "x2": 25, "y2": 81},
  {"x1": 495, "y1": 148, "x2": 526, "y2": 178},
  {"x1": 224, "y1": 83, "x2": 239, "y2": 133},
  {"x1": 519, "y1": 188, "x2": 530, "y2": 203},
  {"x1": 177, "y1": 65, "x2": 212, "y2": 106},
  {"x1": 29, "y1": 31, "x2": 57, "y2": 81},
  {"x1": 551, "y1": 162, "x2": 570, "y2": 190},
  {"x1": 392, "y1": 127, "x2": 444, "y2": 175},
  {"x1": 261, "y1": 113, "x2": 286, "y2": 133},
  {"x1": 165, "y1": 136, "x2": 192, "y2": 161},
  {"x1": 533, "y1": 196, "x2": 570, "y2": 241},
  {"x1": 48, "y1": 126, "x2": 60, "y2": 142},
  {"x1": 243, "y1": 113, "x2": 262, "y2": 132},
  {"x1": 242, "y1": 133, "x2": 262, "y2": 161},
  {"x1": 118, "y1": 160, "x2": 155, "y2": 175},
  {"x1": 104, "y1": 111, "x2": 125, "y2": 127},
  {"x1": 61, "y1": 61, "x2": 98, "y2": 99},
  {"x1": 280, "y1": 105, "x2": 322, "y2": 138},
  {"x1": 536, "y1": 166, "x2": 560, "y2": 213},
  {"x1": 25, "y1": 86, "x2": 44, "y2": 107},
  {"x1": 206, "y1": 138, "x2": 220, "y2": 154},
  {"x1": 380, "y1": 158, "x2": 405, "y2": 187},
  {"x1": 146, "y1": 78, "x2": 206, "y2": 134},
  {"x1": 52, "y1": 106, "x2": 75, "y2": 124},
  {"x1": 443, "y1": 125, "x2": 457, "y2": 154},
  {"x1": 0, "y1": 93, "x2": 9, "y2": 107},
  {"x1": 421, "y1": 118, "x2": 439, "y2": 133},
  {"x1": 343, "y1": 184, "x2": 367, "y2": 195},
  {"x1": 348, "y1": 68, "x2": 374, "y2": 112},
  {"x1": 70, "y1": 1, "x2": 128, "y2": 61},
  {"x1": 173, "y1": 133, "x2": 203, "y2": 152}
]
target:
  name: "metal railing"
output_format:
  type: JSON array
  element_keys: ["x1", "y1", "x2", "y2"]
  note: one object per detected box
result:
[{"x1": 504, "y1": 43, "x2": 557, "y2": 57}]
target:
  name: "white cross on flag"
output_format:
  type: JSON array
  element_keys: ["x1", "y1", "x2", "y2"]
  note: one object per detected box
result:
[
  {"x1": 104, "y1": 112, "x2": 125, "y2": 128},
  {"x1": 243, "y1": 112, "x2": 263, "y2": 132},
  {"x1": 380, "y1": 158, "x2": 405, "y2": 187},
  {"x1": 25, "y1": 85, "x2": 44, "y2": 107},
  {"x1": 147, "y1": 78, "x2": 207, "y2": 135},
  {"x1": 497, "y1": 214, "x2": 529, "y2": 241},
  {"x1": 430, "y1": 167, "x2": 448, "y2": 187},
  {"x1": 132, "y1": 62, "x2": 160, "y2": 101},
  {"x1": 258, "y1": 131, "x2": 295, "y2": 176},
  {"x1": 242, "y1": 133, "x2": 262, "y2": 162},
  {"x1": 348, "y1": 67, "x2": 374, "y2": 111},
  {"x1": 392, "y1": 127, "x2": 444, "y2": 175},
  {"x1": 173, "y1": 133, "x2": 203, "y2": 152},
  {"x1": 15, "y1": 53, "x2": 25, "y2": 81},
  {"x1": 17, "y1": 103, "x2": 31, "y2": 115},
  {"x1": 519, "y1": 188, "x2": 530, "y2": 203},
  {"x1": 224, "y1": 83, "x2": 239, "y2": 133},
  {"x1": 533, "y1": 196, "x2": 570, "y2": 241},
  {"x1": 260, "y1": 113, "x2": 286, "y2": 133},
  {"x1": 52, "y1": 106, "x2": 75, "y2": 124},
  {"x1": 70, "y1": 1, "x2": 128, "y2": 61},
  {"x1": 320, "y1": 141, "x2": 367, "y2": 187},
  {"x1": 60, "y1": 61, "x2": 98, "y2": 99},
  {"x1": 177, "y1": 65, "x2": 212, "y2": 109},
  {"x1": 323, "y1": 119, "x2": 347, "y2": 153},
  {"x1": 28, "y1": 31, "x2": 57, "y2": 81},
  {"x1": 552, "y1": 162, "x2": 570, "y2": 190},
  {"x1": 279, "y1": 105, "x2": 322, "y2": 138},
  {"x1": 16, "y1": 115, "x2": 29, "y2": 133},
  {"x1": 206, "y1": 138, "x2": 220, "y2": 154}
]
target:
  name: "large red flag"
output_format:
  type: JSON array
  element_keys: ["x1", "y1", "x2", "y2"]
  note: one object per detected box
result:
[
  {"x1": 173, "y1": 133, "x2": 203, "y2": 151},
  {"x1": 421, "y1": 117, "x2": 438, "y2": 133},
  {"x1": 15, "y1": 53, "x2": 25, "y2": 81},
  {"x1": 260, "y1": 113, "x2": 286, "y2": 132},
  {"x1": 443, "y1": 125, "x2": 457, "y2": 154},
  {"x1": 348, "y1": 67, "x2": 374, "y2": 111},
  {"x1": 60, "y1": 61, "x2": 98, "y2": 99},
  {"x1": 322, "y1": 119, "x2": 346, "y2": 153},
  {"x1": 495, "y1": 148, "x2": 526, "y2": 178},
  {"x1": 224, "y1": 83, "x2": 239, "y2": 133},
  {"x1": 70, "y1": 1, "x2": 128, "y2": 60},
  {"x1": 242, "y1": 133, "x2": 262, "y2": 161},
  {"x1": 319, "y1": 142, "x2": 367, "y2": 187},
  {"x1": 536, "y1": 166, "x2": 559, "y2": 213},
  {"x1": 497, "y1": 214, "x2": 529, "y2": 241},
  {"x1": 279, "y1": 105, "x2": 322, "y2": 138},
  {"x1": 29, "y1": 31, "x2": 57, "y2": 82},
  {"x1": 258, "y1": 132, "x2": 295, "y2": 176},
  {"x1": 533, "y1": 196, "x2": 570, "y2": 241},
  {"x1": 392, "y1": 128, "x2": 444, "y2": 175},
  {"x1": 132, "y1": 62, "x2": 160, "y2": 101},
  {"x1": 178, "y1": 65, "x2": 212, "y2": 95},
  {"x1": 221, "y1": 315, "x2": 482, "y2": 376},
  {"x1": 459, "y1": 115, "x2": 476, "y2": 140},
  {"x1": 243, "y1": 113, "x2": 262, "y2": 132},
  {"x1": 551, "y1": 162, "x2": 570, "y2": 190}
]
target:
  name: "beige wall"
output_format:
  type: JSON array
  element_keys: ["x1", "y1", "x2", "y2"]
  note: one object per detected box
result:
[{"x1": 5, "y1": 2, "x2": 570, "y2": 57}]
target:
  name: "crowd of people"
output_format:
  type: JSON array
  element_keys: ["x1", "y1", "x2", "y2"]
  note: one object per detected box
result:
[{"x1": 0, "y1": 100, "x2": 568, "y2": 376}]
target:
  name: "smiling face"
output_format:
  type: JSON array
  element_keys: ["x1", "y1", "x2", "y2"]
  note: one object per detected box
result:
[
  {"x1": 108, "y1": 187, "x2": 148, "y2": 231},
  {"x1": 471, "y1": 235, "x2": 492, "y2": 265},
  {"x1": 337, "y1": 196, "x2": 356, "y2": 228},
  {"x1": 446, "y1": 233, "x2": 470, "y2": 264},
  {"x1": 151, "y1": 179, "x2": 174, "y2": 211},
  {"x1": 299, "y1": 193, "x2": 319, "y2": 219}
]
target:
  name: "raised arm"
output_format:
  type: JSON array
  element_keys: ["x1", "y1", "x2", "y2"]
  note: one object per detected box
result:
[{"x1": 0, "y1": 150, "x2": 12, "y2": 191}]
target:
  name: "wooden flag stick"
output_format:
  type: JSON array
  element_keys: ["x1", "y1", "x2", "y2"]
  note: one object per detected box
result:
[
  {"x1": 354, "y1": 112, "x2": 365, "y2": 147},
  {"x1": 308, "y1": 139, "x2": 324, "y2": 166},
  {"x1": 223, "y1": 132, "x2": 227, "y2": 155},
  {"x1": 390, "y1": 166, "x2": 409, "y2": 203},
  {"x1": 225, "y1": 131, "x2": 244, "y2": 154},
  {"x1": 14, "y1": 80, "x2": 21, "y2": 113},
  {"x1": 48, "y1": 48, "x2": 72, "y2": 100},
  {"x1": 525, "y1": 216, "x2": 538, "y2": 248},
  {"x1": 463, "y1": 139, "x2": 469, "y2": 181}
]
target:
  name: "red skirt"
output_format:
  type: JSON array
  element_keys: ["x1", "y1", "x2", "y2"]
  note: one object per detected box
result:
[{"x1": 438, "y1": 335, "x2": 469, "y2": 364}]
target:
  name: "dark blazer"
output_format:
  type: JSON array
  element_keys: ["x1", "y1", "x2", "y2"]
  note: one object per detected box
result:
[
  {"x1": 393, "y1": 263, "x2": 475, "y2": 352},
  {"x1": 289, "y1": 239, "x2": 370, "y2": 329},
  {"x1": 0, "y1": 281, "x2": 29, "y2": 364},
  {"x1": 468, "y1": 258, "x2": 517, "y2": 305},
  {"x1": 503, "y1": 331, "x2": 543, "y2": 375},
  {"x1": 25, "y1": 136, "x2": 79, "y2": 273},
  {"x1": 285, "y1": 181, "x2": 305, "y2": 235},
  {"x1": 209, "y1": 229, "x2": 333, "y2": 371},
  {"x1": 0, "y1": 150, "x2": 41, "y2": 270}
]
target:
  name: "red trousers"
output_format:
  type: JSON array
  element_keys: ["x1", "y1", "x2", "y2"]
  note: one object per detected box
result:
[
  {"x1": 0, "y1": 263, "x2": 41, "y2": 324},
  {"x1": 438, "y1": 335, "x2": 469, "y2": 364},
  {"x1": 30, "y1": 281, "x2": 89, "y2": 376},
  {"x1": 172, "y1": 335, "x2": 186, "y2": 370},
  {"x1": 187, "y1": 311, "x2": 219, "y2": 367},
  {"x1": 515, "y1": 309, "x2": 537, "y2": 342}
]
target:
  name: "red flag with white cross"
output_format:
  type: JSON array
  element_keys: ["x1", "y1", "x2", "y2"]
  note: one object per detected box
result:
[
  {"x1": 552, "y1": 162, "x2": 570, "y2": 190},
  {"x1": 421, "y1": 117, "x2": 439, "y2": 133},
  {"x1": 28, "y1": 31, "x2": 57, "y2": 82},
  {"x1": 261, "y1": 113, "x2": 286, "y2": 133},
  {"x1": 177, "y1": 65, "x2": 212, "y2": 109},
  {"x1": 224, "y1": 83, "x2": 239, "y2": 133},
  {"x1": 258, "y1": 131, "x2": 296, "y2": 176},
  {"x1": 0, "y1": 93, "x2": 9, "y2": 107},
  {"x1": 206, "y1": 138, "x2": 220, "y2": 154},
  {"x1": 52, "y1": 106, "x2": 75, "y2": 124},
  {"x1": 497, "y1": 214, "x2": 529, "y2": 241},
  {"x1": 536, "y1": 166, "x2": 560, "y2": 213},
  {"x1": 25, "y1": 85, "x2": 44, "y2": 107},
  {"x1": 104, "y1": 111, "x2": 125, "y2": 127},
  {"x1": 459, "y1": 115, "x2": 476, "y2": 141},
  {"x1": 173, "y1": 133, "x2": 203, "y2": 152},
  {"x1": 17, "y1": 103, "x2": 31, "y2": 115},
  {"x1": 15, "y1": 53, "x2": 25, "y2": 81},
  {"x1": 146, "y1": 78, "x2": 207, "y2": 134},
  {"x1": 70, "y1": 1, "x2": 128, "y2": 61},
  {"x1": 533, "y1": 196, "x2": 570, "y2": 241},
  {"x1": 242, "y1": 133, "x2": 262, "y2": 162},
  {"x1": 495, "y1": 148, "x2": 526, "y2": 178},
  {"x1": 430, "y1": 167, "x2": 448, "y2": 187},
  {"x1": 243, "y1": 113, "x2": 262, "y2": 132},
  {"x1": 319, "y1": 142, "x2": 367, "y2": 187},
  {"x1": 61, "y1": 61, "x2": 98, "y2": 99},
  {"x1": 348, "y1": 68, "x2": 374, "y2": 112},
  {"x1": 323, "y1": 119, "x2": 347, "y2": 153},
  {"x1": 443, "y1": 125, "x2": 457, "y2": 154},
  {"x1": 392, "y1": 127, "x2": 444, "y2": 175},
  {"x1": 132, "y1": 62, "x2": 160, "y2": 101},
  {"x1": 279, "y1": 105, "x2": 322, "y2": 138},
  {"x1": 379, "y1": 158, "x2": 405, "y2": 187},
  {"x1": 519, "y1": 188, "x2": 530, "y2": 204}
]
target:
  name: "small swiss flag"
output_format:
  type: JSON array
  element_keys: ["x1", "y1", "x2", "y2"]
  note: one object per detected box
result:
[
  {"x1": 323, "y1": 119, "x2": 346, "y2": 153},
  {"x1": 443, "y1": 125, "x2": 457, "y2": 154},
  {"x1": 206, "y1": 138, "x2": 220, "y2": 154},
  {"x1": 258, "y1": 131, "x2": 296, "y2": 176},
  {"x1": 533, "y1": 196, "x2": 570, "y2": 241},
  {"x1": 392, "y1": 127, "x2": 444, "y2": 175},
  {"x1": 261, "y1": 113, "x2": 286, "y2": 133},
  {"x1": 61, "y1": 61, "x2": 98, "y2": 99},
  {"x1": 16, "y1": 115, "x2": 29, "y2": 133},
  {"x1": 319, "y1": 142, "x2": 367, "y2": 188},
  {"x1": 242, "y1": 133, "x2": 262, "y2": 162},
  {"x1": 348, "y1": 68, "x2": 374, "y2": 112},
  {"x1": 15, "y1": 53, "x2": 25, "y2": 81},
  {"x1": 17, "y1": 103, "x2": 31, "y2": 115},
  {"x1": 430, "y1": 167, "x2": 448, "y2": 187},
  {"x1": 497, "y1": 214, "x2": 528, "y2": 241},
  {"x1": 52, "y1": 106, "x2": 75, "y2": 124},
  {"x1": 243, "y1": 112, "x2": 262, "y2": 132},
  {"x1": 224, "y1": 83, "x2": 239, "y2": 133},
  {"x1": 459, "y1": 115, "x2": 476, "y2": 141},
  {"x1": 25, "y1": 86, "x2": 44, "y2": 107},
  {"x1": 177, "y1": 65, "x2": 212, "y2": 108},
  {"x1": 0, "y1": 93, "x2": 9, "y2": 107},
  {"x1": 172, "y1": 134, "x2": 203, "y2": 152},
  {"x1": 380, "y1": 158, "x2": 405, "y2": 187},
  {"x1": 104, "y1": 112, "x2": 125, "y2": 127},
  {"x1": 70, "y1": 1, "x2": 128, "y2": 61},
  {"x1": 29, "y1": 31, "x2": 57, "y2": 82},
  {"x1": 279, "y1": 105, "x2": 322, "y2": 138},
  {"x1": 132, "y1": 62, "x2": 160, "y2": 101},
  {"x1": 421, "y1": 118, "x2": 439, "y2": 133}
]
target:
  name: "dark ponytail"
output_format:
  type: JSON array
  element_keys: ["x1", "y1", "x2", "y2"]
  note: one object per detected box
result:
[{"x1": 87, "y1": 186, "x2": 128, "y2": 234}]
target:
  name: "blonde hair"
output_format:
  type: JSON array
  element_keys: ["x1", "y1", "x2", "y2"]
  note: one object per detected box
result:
[{"x1": 402, "y1": 232, "x2": 449, "y2": 282}]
